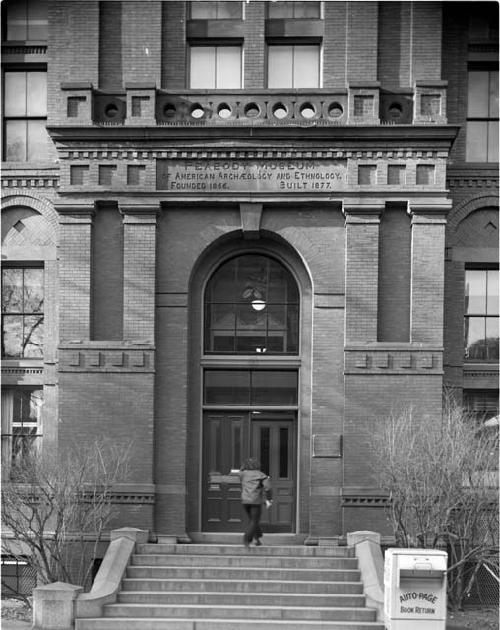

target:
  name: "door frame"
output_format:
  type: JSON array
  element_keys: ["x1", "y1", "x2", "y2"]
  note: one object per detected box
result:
[
  {"x1": 186, "y1": 237, "x2": 313, "y2": 537},
  {"x1": 201, "y1": 409, "x2": 297, "y2": 532}
]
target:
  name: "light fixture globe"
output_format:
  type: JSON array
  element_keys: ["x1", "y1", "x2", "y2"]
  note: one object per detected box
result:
[{"x1": 251, "y1": 299, "x2": 266, "y2": 311}]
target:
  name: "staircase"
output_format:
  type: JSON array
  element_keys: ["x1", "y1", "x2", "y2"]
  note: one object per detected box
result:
[{"x1": 75, "y1": 542, "x2": 385, "y2": 629}]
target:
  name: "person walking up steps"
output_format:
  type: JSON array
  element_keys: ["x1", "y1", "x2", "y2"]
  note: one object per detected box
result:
[{"x1": 238, "y1": 457, "x2": 273, "y2": 548}]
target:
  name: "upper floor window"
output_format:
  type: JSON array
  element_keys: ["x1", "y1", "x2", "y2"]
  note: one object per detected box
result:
[
  {"x1": 190, "y1": 1, "x2": 242, "y2": 19},
  {"x1": 204, "y1": 254, "x2": 299, "y2": 354},
  {"x1": 267, "y1": 45, "x2": 320, "y2": 88},
  {"x1": 1, "y1": 388, "x2": 43, "y2": 475},
  {"x1": 464, "y1": 268, "x2": 499, "y2": 361},
  {"x1": 190, "y1": 45, "x2": 242, "y2": 88},
  {"x1": 3, "y1": 70, "x2": 48, "y2": 162},
  {"x1": 268, "y1": 1, "x2": 321, "y2": 19},
  {"x1": 466, "y1": 69, "x2": 499, "y2": 162},
  {"x1": 4, "y1": 0, "x2": 48, "y2": 41},
  {"x1": 1, "y1": 267, "x2": 44, "y2": 359}
]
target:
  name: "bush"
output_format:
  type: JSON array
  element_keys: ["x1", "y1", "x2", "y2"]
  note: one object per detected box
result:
[
  {"x1": 1, "y1": 439, "x2": 131, "y2": 602},
  {"x1": 372, "y1": 395, "x2": 498, "y2": 609}
]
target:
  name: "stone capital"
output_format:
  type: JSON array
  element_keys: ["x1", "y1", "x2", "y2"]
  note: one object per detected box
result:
[
  {"x1": 119, "y1": 203, "x2": 159, "y2": 224},
  {"x1": 55, "y1": 202, "x2": 95, "y2": 224}
]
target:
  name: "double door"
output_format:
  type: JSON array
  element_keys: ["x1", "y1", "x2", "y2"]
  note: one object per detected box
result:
[{"x1": 202, "y1": 411, "x2": 296, "y2": 532}]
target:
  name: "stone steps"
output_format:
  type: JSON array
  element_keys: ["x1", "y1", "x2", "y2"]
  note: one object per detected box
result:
[
  {"x1": 121, "y1": 578, "x2": 364, "y2": 594},
  {"x1": 117, "y1": 591, "x2": 367, "y2": 607},
  {"x1": 74, "y1": 543, "x2": 385, "y2": 630},
  {"x1": 131, "y1": 553, "x2": 358, "y2": 569}
]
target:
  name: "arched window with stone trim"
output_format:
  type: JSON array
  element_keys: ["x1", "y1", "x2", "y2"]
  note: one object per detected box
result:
[
  {"x1": 203, "y1": 253, "x2": 300, "y2": 355},
  {"x1": 1, "y1": 201, "x2": 57, "y2": 475}
]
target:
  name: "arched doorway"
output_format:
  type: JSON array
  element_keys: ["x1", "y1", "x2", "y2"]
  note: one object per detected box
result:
[
  {"x1": 202, "y1": 254, "x2": 299, "y2": 532},
  {"x1": 187, "y1": 241, "x2": 312, "y2": 535}
]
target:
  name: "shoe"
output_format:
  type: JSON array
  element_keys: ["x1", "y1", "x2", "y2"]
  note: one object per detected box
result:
[{"x1": 254, "y1": 539, "x2": 262, "y2": 546}]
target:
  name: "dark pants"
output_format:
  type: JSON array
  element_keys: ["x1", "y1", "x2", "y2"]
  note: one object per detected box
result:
[{"x1": 243, "y1": 504, "x2": 262, "y2": 543}]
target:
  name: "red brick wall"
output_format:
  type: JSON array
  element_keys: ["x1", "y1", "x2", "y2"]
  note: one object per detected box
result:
[
  {"x1": 161, "y1": 1, "x2": 187, "y2": 89},
  {"x1": 122, "y1": 1, "x2": 162, "y2": 86},
  {"x1": 378, "y1": 206, "x2": 411, "y2": 342},
  {"x1": 98, "y1": 1, "x2": 122, "y2": 90},
  {"x1": 91, "y1": 204, "x2": 123, "y2": 341}
]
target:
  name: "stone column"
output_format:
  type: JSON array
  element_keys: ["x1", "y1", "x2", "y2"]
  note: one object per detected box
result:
[
  {"x1": 409, "y1": 203, "x2": 451, "y2": 345},
  {"x1": 56, "y1": 203, "x2": 95, "y2": 341},
  {"x1": 120, "y1": 204, "x2": 158, "y2": 343},
  {"x1": 343, "y1": 202, "x2": 385, "y2": 344}
]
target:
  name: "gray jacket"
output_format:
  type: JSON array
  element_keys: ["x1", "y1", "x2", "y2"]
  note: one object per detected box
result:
[{"x1": 239, "y1": 469, "x2": 272, "y2": 505}]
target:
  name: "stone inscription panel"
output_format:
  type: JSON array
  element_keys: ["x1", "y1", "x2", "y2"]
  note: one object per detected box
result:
[{"x1": 157, "y1": 159, "x2": 347, "y2": 193}]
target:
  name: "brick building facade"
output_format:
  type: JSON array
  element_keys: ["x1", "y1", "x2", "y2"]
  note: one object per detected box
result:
[{"x1": 1, "y1": 1, "x2": 498, "y2": 546}]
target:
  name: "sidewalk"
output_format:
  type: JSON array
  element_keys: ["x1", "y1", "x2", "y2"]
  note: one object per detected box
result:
[{"x1": 1, "y1": 621, "x2": 31, "y2": 629}]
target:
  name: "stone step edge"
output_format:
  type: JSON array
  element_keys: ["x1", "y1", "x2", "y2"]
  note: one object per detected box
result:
[
  {"x1": 105, "y1": 604, "x2": 376, "y2": 613},
  {"x1": 77, "y1": 618, "x2": 384, "y2": 628},
  {"x1": 119, "y1": 591, "x2": 365, "y2": 597},
  {"x1": 128, "y1": 565, "x2": 359, "y2": 572},
  {"x1": 121, "y1": 578, "x2": 364, "y2": 586}
]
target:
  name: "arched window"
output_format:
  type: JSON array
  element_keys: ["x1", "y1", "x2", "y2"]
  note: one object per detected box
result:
[{"x1": 204, "y1": 254, "x2": 299, "y2": 354}]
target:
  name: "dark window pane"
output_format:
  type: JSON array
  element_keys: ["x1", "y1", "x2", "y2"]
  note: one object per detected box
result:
[
  {"x1": 487, "y1": 270, "x2": 499, "y2": 315},
  {"x1": 205, "y1": 370, "x2": 250, "y2": 404},
  {"x1": 23, "y1": 269, "x2": 44, "y2": 313},
  {"x1": 27, "y1": 0, "x2": 48, "y2": 40},
  {"x1": 4, "y1": 73, "x2": 27, "y2": 116},
  {"x1": 488, "y1": 121, "x2": 499, "y2": 162},
  {"x1": 6, "y1": 1, "x2": 27, "y2": 39},
  {"x1": 27, "y1": 120, "x2": 48, "y2": 161},
  {"x1": 23, "y1": 316, "x2": 43, "y2": 357},
  {"x1": 466, "y1": 121, "x2": 488, "y2": 162},
  {"x1": 268, "y1": 2, "x2": 294, "y2": 18},
  {"x1": 2, "y1": 269, "x2": 24, "y2": 313},
  {"x1": 232, "y1": 422, "x2": 241, "y2": 470},
  {"x1": 490, "y1": 71, "x2": 499, "y2": 117},
  {"x1": 235, "y1": 335, "x2": 267, "y2": 353},
  {"x1": 465, "y1": 317, "x2": 487, "y2": 359},
  {"x1": 2, "y1": 316, "x2": 23, "y2": 357},
  {"x1": 267, "y1": 304, "x2": 286, "y2": 330},
  {"x1": 251, "y1": 371, "x2": 297, "y2": 405},
  {"x1": 27, "y1": 72, "x2": 47, "y2": 116},
  {"x1": 204, "y1": 254, "x2": 299, "y2": 355},
  {"x1": 259, "y1": 427, "x2": 270, "y2": 476},
  {"x1": 279, "y1": 427, "x2": 289, "y2": 478},
  {"x1": 217, "y1": 1, "x2": 242, "y2": 19},
  {"x1": 191, "y1": 1, "x2": 217, "y2": 18},
  {"x1": 468, "y1": 71, "x2": 489, "y2": 117},
  {"x1": 486, "y1": 318, "x2": 499, "y2": 359},
  {"x1": 5, "y1": 121, "x2": 27, "y2": 162},
  {"x1": 465, "y1": 270, "x2": 487, "y2": 313}
]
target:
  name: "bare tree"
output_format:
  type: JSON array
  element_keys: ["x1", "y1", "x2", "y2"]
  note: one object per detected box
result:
[
  {"x1": 1, "y1": 438, "x2": 131, "y2": 603},
  {"x1": 372, "y1": 395, "x2": 498, "y2": 609}
]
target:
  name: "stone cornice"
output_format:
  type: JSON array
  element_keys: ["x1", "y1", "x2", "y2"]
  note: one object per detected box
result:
[
  {"x1": 56, "y1": 147, "x2": 450, "y2": 161},
  {"x1": 47, "y1": 124, "x2": 459, "y2": 147}
]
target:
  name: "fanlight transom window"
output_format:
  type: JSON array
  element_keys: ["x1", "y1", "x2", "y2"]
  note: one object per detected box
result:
[{"x1": 204, "y1": 254, "x2": 299, "y2": 354}]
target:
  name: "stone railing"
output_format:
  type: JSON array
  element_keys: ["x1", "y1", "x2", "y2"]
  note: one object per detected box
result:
[
  {"x1": 57, "y1": 81, "x2": 448, "y2": 128},
  {"x1": 32, "y1": 527, "x2": 148, "y2": 630}
]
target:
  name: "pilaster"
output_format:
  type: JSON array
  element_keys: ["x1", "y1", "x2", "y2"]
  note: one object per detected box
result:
[
  {"x1": 343, "y1": 202, "x2": 385, "y2": 344},
  {"x1": 56, "y1": 203, "x2": 95, "y2": 341},
  {"x1": 409, "y1": 202, "x2": 451, "y2": 345},
  {"x1": 120, "y1": 204, "x2": 159, "y2": 342}
]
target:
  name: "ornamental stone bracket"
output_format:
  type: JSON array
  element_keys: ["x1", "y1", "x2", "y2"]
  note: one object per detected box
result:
[
  {"x1": 345, "y1": 346, "x2": 443, "y2": 375},
  {"x1": 58, "y1": 343, "x2": 154, "y2": 373},
  {"x1": 341, "y1": 487, "x2": 390, "y2": 508}
]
